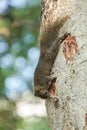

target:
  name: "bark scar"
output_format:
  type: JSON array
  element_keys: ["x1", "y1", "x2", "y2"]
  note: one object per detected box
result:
[
  {"x1": 63, "y1": 33, "x2": 78, "y2": 63},
  {"x1": 85, "y1": 113, "x2": 87, "y2": 126}
]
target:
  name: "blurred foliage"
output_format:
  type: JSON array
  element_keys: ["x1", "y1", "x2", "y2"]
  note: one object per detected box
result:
[
  {"x1": 0, "y1": 0, "x2": 51, "y2": 130},
  {"x1": 17, "y1": 117, "x2": 51, "y2": 130},
  {"x1": 0, "y1": 0, "x2": 41, "y2": 96},
  {"x1": 0, "y1": 98, "x2": 18, "y2": 130}
]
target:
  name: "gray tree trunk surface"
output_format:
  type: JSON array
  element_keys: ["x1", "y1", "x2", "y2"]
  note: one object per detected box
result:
[{"x1": 40, "y1": 0, "x2": 87, "y2": 130}]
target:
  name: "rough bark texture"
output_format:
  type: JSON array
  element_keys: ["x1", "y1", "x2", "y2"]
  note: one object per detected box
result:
[{"x1": 40, "y1": 0, "x2": 87, "y2": 130}]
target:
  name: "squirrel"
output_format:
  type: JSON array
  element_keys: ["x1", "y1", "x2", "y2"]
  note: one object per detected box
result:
[
  {"x1": 34, "y1": 33, "x2": 68, "y2": 99},
  {"x1": 34, "y1": 0, "x2": 70, "y2": 99}
]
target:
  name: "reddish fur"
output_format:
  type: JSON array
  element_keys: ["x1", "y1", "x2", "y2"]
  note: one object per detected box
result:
[{"x1": 49, "y1": 80, "x2": 56, "y2": 95}]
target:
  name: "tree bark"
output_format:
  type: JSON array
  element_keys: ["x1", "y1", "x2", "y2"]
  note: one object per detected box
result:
[{"x1": 40, "y1": 0, "x2": 87, "y2": 130}]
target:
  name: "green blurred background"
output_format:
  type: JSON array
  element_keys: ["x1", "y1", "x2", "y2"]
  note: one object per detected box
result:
[{"x1": 0, "y1": 0, "x2": 51, "y2": 130}]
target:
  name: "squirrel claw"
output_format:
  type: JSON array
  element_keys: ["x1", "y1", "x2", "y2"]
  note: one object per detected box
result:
[
  {"x1": 46, "y1": 76, "x2": 57, "y2": 81},
  {"x1": 49, "y1": 95, "x2": 58, "y2": 101}
]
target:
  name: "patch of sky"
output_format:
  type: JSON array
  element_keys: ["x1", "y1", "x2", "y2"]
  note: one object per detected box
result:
[
  {"x1": 0, "y1": 0, "x2": 41, "y2": 14},
  {"x1": 5, "y1": 76, "x2": 28, "y2": 99},
  {"x1": 11, "y1": 42, "x2": 21, "y2": 55},
  {"x1": 0, "y1": 41, "x2": 9, "y2": 54},
  {"x1": 23, "y1": 34, "x2": 35, "y2": 45},
  {"x1": 14, "y1": 56, "x2": 27, "y2": 71},
  {"x1": 21, "y1": 66, "x2": 34, "y2": 81},
  {"x1": 0, "y1": 0, "x2": 8, "y2": 14},
  {"x1": 0, "y1": 54, "x2": 14, "y2": 68},
  {"x1": 10, "y1": 0, "x2": 27, "y2": 8},
  {"x1": 27, "y1": 47, "x2": 40, "y2": 68},
  {"x1": 10, "y1": 0, "x2": 40, "y2": 8}
]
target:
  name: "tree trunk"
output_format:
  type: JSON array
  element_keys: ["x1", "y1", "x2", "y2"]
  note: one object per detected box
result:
[{"x1": 40, "y1": 0, "x2": 87, "y2": 130}]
